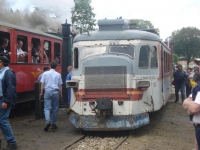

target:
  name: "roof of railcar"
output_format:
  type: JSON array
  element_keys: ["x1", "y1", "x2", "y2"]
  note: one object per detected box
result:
[
  {"x1": 73, "y1": 30, "x2": 171, "y2": 51},
  {"x1": 73, "y1": 30, "x2": 161, "y2": 43},
  {"x1": 0, "y1": 21, "x2": 62, "y2": 40}
]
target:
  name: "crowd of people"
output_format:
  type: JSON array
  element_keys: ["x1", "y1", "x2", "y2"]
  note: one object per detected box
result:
[
  {"x1": 0, "y1": 37, "x2": 50, "y2": 64},
  {"x1": 173, "y1": 59, "x2": 200, "y2": 150}
]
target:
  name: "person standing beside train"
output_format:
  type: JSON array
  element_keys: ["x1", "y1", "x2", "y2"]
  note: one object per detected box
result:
[
  {"x1": 0, "y1": 38, "x2": 12, "y2": 59},
  {"x1": 66, "y1": 66, "x2": 72, "y2": 107},
  {"x1": 0, "y1": 56, "x2": 18, "y2": 150},
  {"x1": 174, "y1": 64, "x2": 188, "y2": 103},
  {"x1": 40, "y1": 61, "x2": 63, "y2": 131},
  {"x1": 38, "y1": 67, "x2": 50, "y2": 82},
  {"x1": 185, "y1": 68, "x2": 193, "y2": 97},
  {"x1": 183, "y1": 73, "x2": 200, "y2": 150}
]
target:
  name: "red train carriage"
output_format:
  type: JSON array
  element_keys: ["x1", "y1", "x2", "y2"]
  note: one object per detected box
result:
[{"x1": 0, "y1": 21, "x2": 63, "y2": 103}]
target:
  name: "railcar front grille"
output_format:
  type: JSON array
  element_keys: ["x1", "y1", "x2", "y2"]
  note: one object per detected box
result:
[{"x1": 84, "y1": 66, "x2": 127, "y2": 90}]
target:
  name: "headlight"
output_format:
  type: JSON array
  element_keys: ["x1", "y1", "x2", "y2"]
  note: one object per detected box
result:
[
  {"x1": 137, "y1": 81, "x2": 150, "y2": 88},
  {"x1": 66, "y1": 80, "x2": 79, "y2": 88}
]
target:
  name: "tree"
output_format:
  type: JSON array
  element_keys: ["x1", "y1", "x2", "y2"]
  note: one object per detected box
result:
[
  {"x1": 173, "y1": 53, "x2": 179, "y2": 64},
  {"x1": 71, "y1": 0, "x2": 96, "y2": 33},
  {"x1": 171, "y1": 27, "x2": 200, "y2": 65},
  {"x1": 129, "y1": 19, "x2": 159, "y2": 35}
]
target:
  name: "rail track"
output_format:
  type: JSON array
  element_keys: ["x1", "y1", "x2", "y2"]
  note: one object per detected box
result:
[{"x1": 63, "y1": 131, "x2": 131, "y2": 150}]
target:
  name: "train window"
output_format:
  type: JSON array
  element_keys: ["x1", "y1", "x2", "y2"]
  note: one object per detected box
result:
[
  {"x1": 0, "y1": 32, "x2": 10, "y2": 59},
  {"x1": 44, "y1": 40, "x2": 51, "y2": 64},
  {"x1": 164, "y1": 51, "x2": 166, "y2": 73},
  {"x1": 54, "y1": 42, "x2": 60, "y2": 64},
  {"x1": 166, "y1": 53, "x2": 168, "y2": 72},
  {"x1": 82, "y1": 46, "x2": 106, "y2": 58},
  {"x1": 74, "y1": 47, "x2": 79, "y2": 69},
  {"x1": 150, "y1": 46, "x2": 158, "y2": 68},
  {"x1": 31, "y1": 38, "x2": 41, "y2": 63},
  {"x1": 109, "y1": 45, "x2": 134, "y2": 58},
  {"x1": 139, "y1": 45, "x2": 150, "y2": 68},
  {"x1": 17, "y1": 35, "x2": 28, "y2": 63}
]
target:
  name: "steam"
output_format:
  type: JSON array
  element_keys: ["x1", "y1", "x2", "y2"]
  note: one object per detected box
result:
[{"x1": 0, "y1": 0, "x2": 74, "y2": 32}]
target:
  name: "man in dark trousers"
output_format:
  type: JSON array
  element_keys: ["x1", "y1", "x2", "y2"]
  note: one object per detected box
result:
[
  {"x1": 0, "y1": 56, "x2": 17, "y2": 150},
  {"x1": 174, "y1": 64, "x2": 188, "y2": 103},
  {"x1": 40, "y1": 61, "x2": 63, "y2": 131}
]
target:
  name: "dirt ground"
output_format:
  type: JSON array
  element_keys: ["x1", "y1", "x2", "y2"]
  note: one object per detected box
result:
[
  {"x1": 0, "y1": 108, "x2": 83, "y2": 150},
  {"x1": 119, "y1": 89, "x2": 195, "y2": 150},
  {"x1": 0, "y1": 89, "x2": 196, "y2": 150}
]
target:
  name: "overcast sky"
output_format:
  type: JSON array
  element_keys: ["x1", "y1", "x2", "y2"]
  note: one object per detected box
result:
[{"x1": 6, "y1": 0, "x2": 200, "y2": 40}]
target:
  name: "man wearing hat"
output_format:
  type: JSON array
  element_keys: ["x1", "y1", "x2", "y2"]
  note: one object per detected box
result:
[
  {"x1": 174, "y1": 64, "x2": 188, "y2": 103},
  {"x1": 0, "y1": 56, "x2": 17, "y2": 150}
]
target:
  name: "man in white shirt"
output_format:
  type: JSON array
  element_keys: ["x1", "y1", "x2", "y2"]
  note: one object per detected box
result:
[
  {"x1": 40, "y1": 61, "x2": 63, "y2": 131},
  {"x1": 17, "y1": 40, "x2": 27, "y2": 62}
]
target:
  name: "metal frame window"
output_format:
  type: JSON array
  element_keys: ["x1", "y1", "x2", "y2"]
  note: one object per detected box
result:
[
  {"x1": 109, "y1": 45, "x2": 135, "y2": 58},
  {"x1": 139, "y1": 45, "x2": 150, "y2": 68}
]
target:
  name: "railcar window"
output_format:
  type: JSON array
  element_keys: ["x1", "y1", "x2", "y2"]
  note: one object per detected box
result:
[
  {"x1": 166, "y1": 53, "x2": 168, "y2": 72},
  {"x1": 74, "y1": 47, "x2": 79, "y2": 69},
  {"x1": 54, "y1": 43, "x2": 60, "y2": 64},
  {"x1": 0, "y1": 31, "x2": 10, "y2": 59},
  {"x1": 139, "y1": 45, "x2": 150, "y2": 68},
  {"x1": 150, "y1": 46, "x2": 158, "y2": 68},
  {"x1": 17, "y1": 35, "x2": 28, "y2": 63},
  {"x1": 109, "y1": 45, "x2": 134, "y2": 57},
  {"x1": 44, "y1": 41, "x2": 51, "y2": 64},
  {"x1": 164, "y1": 51, "x2": 166, "y2": 73},
  {"x1": 167, "y1": 54, "x2": 170, "y2": 72},
  {"x1": 31, "y1": 38, "x2": 41, "y2": 63},
  {"x1": 82, "y1": 46, "x2": 106, "y2": 58}
]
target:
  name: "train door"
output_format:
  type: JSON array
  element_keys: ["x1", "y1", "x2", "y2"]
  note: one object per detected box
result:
[
  {"x1": 161, "y1": 46, "x2": 168, "y2": 104},
  {"x1": 138, "y1": 45, "x2": 154, "y2": 112},
  {"x1": 149, "y1": 46, "x2": 161, "y2": 110}
]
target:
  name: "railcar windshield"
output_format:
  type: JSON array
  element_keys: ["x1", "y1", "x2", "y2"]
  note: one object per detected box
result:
[
  {"x1": 109, "y1": 45, "x2": 135, "y2": 58},
  {"x1": 82, "y1": 46, "x2": 106, "y2": 58}
]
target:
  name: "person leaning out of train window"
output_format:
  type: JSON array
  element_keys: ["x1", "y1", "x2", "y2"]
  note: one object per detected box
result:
[
  {"x1": 0, "y1": 38, "x2": 12, "y2": 59},
  {"x1": 17, "y1": 40, "x2": 27, "y2": 62},
  {"x1": 174, "y1": 64, "x2": 188, "y2": 103},
  {"x1": 43, "y1": 50, "x2": 49, "y2": 64},
  {"x1": 31, "y1": 43, "x2": 42, "y2": 63}
]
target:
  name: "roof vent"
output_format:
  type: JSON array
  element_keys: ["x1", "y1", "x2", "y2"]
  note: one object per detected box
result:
[{"x1": 98, "y1": 19, "x2": 129, "y2": 31}]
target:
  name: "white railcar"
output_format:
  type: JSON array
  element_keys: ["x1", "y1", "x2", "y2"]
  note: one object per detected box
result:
[{"x1": 67, "y1": 19, "x2": 172, "y2": 131}]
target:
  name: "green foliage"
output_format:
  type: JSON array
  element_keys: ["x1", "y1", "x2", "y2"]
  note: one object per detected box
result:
[
  {"x1": 173, "y1": 53, "x2": 179, "y2": 64},
  {"x1": 129, "y1": 19, "x2": 160, "y2": 35},
  {"x1": 171, "y1": 27, "x2": 200, "y2": 65},
  {"x1": 71, "y1": 0, "x2": 96, "y2": 33}
]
